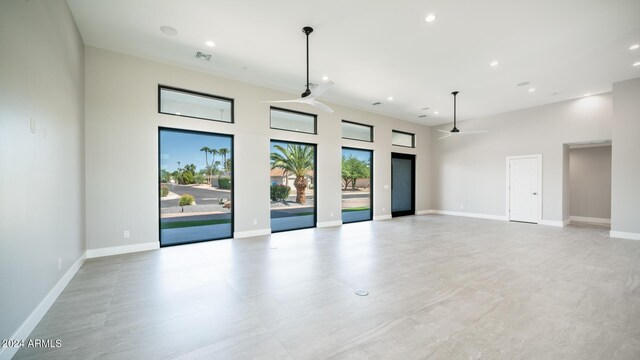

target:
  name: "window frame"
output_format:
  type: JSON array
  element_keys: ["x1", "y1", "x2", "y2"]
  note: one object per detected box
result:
[
  {"x1": 341, "y1": 120, "x2": 374, "y2": 142},
  {"x1": 158, "y1": 85, "x2": 235, "y2": 124},
  {"x1": 269, "y1": 107, "x2": 318, "y2": 135},
  {"x1": 392, "y1": 130, "x2": 416, "y2": 148}
]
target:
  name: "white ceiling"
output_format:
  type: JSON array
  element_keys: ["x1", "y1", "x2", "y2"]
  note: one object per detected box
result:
[{"x1": 66, "y1": 0, "x2": 640, "y2": 126}]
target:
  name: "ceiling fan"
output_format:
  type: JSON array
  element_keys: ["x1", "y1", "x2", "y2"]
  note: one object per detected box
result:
[
  {"x1": 262, "y1": 26, "x2": 334, "y2": 113},
  {"x1": 437, "y1": 91, "x2": 488, "y2": 140}
]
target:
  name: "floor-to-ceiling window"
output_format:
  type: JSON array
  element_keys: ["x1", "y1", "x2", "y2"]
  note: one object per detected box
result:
[
  {"x1": 270, "y1": 140, "x2": 317, "y2": 232},
  {"x1": 159, "y1": 128, "x2": 233, "y2": 246},
  {"x1": 341, "y1": 147, "x2": 373, "y2": 223}
]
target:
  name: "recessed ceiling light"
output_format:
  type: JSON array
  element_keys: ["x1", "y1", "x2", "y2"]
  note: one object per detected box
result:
[
  {"x1": 630, "y1": 44, "x2": 639, "y2": 50},
  {"x1": 205, "y1": 40, "x2": 215, "y2": 47},
  {"x1": 160, "y1": 25, "x2": 178, "y2": 36},
  {"x1": 434, "y1": 111, "x2": 439, "y2": 114},
  {"x1": 633, "y1": 61, "x2": 640, "y2": 67},
  {"x1": 517, "y1": 81, "x2": 530, "y2": 87},
  {"x1": 528, "y1": 88, "x2": 536, "y2": 93},
  {"x1": 490, "y1": 60, "x2": 499, "y2": 67},
  {"x1": 388, "y1": 96, "x2": 394, "y2": 101},
  {"x1": 322, "y1": 75, "x2": 329, "y2": 81},
  {"x1": 425, "y1": 14, "x2": 436, "y2": 22}
]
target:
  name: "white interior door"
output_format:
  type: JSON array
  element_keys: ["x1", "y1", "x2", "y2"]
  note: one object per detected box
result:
[{"x1": 508, "y1": 156, "x2": 540, "y2": 223}]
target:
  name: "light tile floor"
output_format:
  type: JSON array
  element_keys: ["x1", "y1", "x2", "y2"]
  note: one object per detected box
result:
[{"x1": 15, "y1": 215, "x2": 640, "y2": 359}]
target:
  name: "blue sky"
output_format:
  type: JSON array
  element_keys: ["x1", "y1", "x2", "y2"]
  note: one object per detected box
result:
[{"x1": 160, "y1": 130, "x2": 232, "y2": 172}]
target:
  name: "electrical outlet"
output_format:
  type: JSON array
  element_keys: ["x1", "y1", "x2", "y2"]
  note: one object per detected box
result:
[
  {"x1": 57, "y1": 258, "x2": 62, "y2": 271},
  {"x1": 123, "y1": 230, "x2": 130, "y2": 239},
  {"x1": 252, "y1": 219, "x2": 257, "y2": 225},
  {"x1": 382, "y1": 207, "x2": 386, "y2": 212}
]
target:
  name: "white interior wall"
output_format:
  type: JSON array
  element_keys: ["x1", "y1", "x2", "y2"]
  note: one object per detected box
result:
[
  {"x1": 569, "y1": 146, "x2": 612, "y2": 221},
  {"x1": 0, "y1": 0, "x2": 85, "y2": 351},
  {"x1": 611, "y1": 78, "x2": 640, "y2": 238},
  {"x1": 430, "y1": 94, "x2": 612, "y2": 223},
  {"x1": 84, "y1": 46, "x2": 431, "y2": 251}
]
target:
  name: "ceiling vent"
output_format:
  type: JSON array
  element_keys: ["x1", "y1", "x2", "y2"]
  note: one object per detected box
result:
[
  {"x1": 196, "y1": 51, "x2": 212, "y2": 61},
  {"x1": 372, "y1": 102, "x2": 382, "y2": 106},
  {"x1": 418, "y1": 115, "x2": 427, "y2": 118}
]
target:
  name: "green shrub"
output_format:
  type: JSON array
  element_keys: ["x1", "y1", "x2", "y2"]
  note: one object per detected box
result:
[
  {"x1": 179, "y1": 194, "x2": 195, "y2": 206},
  {"x1": 160, "y1": 185, "x2": 169, "y2": 197},
  {"x1": 218, "y1": 177, "x2": 231, "y2": 189},
  {"x1": 270, "y1": 184, "x2": 291, "y2": 201}
]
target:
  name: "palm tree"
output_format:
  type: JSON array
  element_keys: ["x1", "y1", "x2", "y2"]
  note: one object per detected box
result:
[
  {"x1": 200, "y1": 146, "x2": 211, "y2": 185},
  {"x1": 219, "y1": 148, "x2": 229, "y2": 173},
  {"x1": 270, "y1": 144, "x2": 314, "y2": 204},
  {"x1": 209, "y1": 148, "x2": 219, "y2": 173}
]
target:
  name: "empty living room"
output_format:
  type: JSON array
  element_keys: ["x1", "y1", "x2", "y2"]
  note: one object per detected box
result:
[{"x1": 2, "y1": 0, "x2": 640, "y2": 359}]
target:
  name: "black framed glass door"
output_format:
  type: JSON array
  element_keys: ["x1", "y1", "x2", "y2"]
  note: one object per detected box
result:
[{"x1": 391, "y1": 153, "x2": 415, "y2": 217}]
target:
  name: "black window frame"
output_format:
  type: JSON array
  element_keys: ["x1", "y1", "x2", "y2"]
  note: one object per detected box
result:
[
  {"x1": 269, "y1": 138, "x2": 318, "y2": 233},
  {"x1": 341, "y1": 120, "x2": 374, "y2": 142},
  {"x1": 341, "y1": 146, "x2": 374, "y2": 224},
  {"x1": 392, "y1": 130, "x2": 415, "y2": 148},
  {"x1": 158, "y1": 85, "x2": 235, "y2": 124},
  {"x1": 158, "y1": 126, "x2": 235, "y2": 247},
  {"x1": 269, "y1": 107, "x2": 318, "y2": 135}
]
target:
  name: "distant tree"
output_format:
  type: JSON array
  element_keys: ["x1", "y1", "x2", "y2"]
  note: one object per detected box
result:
[
  {"x1": 224, "y1": 158, "x2": 231, "y2": 173},
  {"x1": 342, "y1": 155, "x2": 369, "y2": 190},
  {"x1": 271, "y1": 144, "x2": 314, "y2": 204},
  {"x1": 200, "y1": 146, "x2": 212, "y2": 185},
  {"x1": 219, "y1": 148, "x2": 229, "y2": 173},
  {"x1": 160, "y1": 169, "x2": 171, "y2": 183}
]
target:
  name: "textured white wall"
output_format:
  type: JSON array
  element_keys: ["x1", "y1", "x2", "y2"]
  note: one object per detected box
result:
[
  {"x1": 569, "y1": 146, "x2": 612, "y2": 220},
  {"x1": 84, "y1": 47, "x2": 431, "y2": 250},
  {"x1": 0, "y1": 0, "x2": 85, "y2": 344},
  {"x1": 430, "y1": 94, "x2": 612, "y2": 222}
]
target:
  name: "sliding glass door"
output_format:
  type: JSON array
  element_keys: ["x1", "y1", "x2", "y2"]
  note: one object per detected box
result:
[
  {"x1": 342, "y1": 147, "x2": 373, "y2": 223},
  {"x1": 270, "y1": 140, "x2": 317, "y2": 232},
  {"x1": 159, "y1": 128, "x2": 233, "y2": 246}
]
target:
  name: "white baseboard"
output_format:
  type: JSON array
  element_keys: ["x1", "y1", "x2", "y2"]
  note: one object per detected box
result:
[
  {"x1": 233, "y1": 228, "x2": 271, "y2": 239},
  {"x1": 610, "y1": 231, "x2": 640, "y2": 241},
  {"x1": 570, "y1": 216, "x2": 611, "y2": 225},
  {"x1": 429, "y1": 210, "x2": 508, "y2": 221},
  {"x1": 373, "y1": 214, "x2": 392, "y2": 221},
  {"x1": 415, "y1": 210, "x2": 434, "y2": 215},
  {"x1": 317, "y1": 220, "x2": 342, "y2": 228},
  {"x1": 539, "y1": 219, "x2": 566, "y2": 227},
  {"x1": 86, "y1": 242, "x2": 159, "y2": 258},
  {"x1": 0, "y1": 251, "x2": 86, "y2": 360}
]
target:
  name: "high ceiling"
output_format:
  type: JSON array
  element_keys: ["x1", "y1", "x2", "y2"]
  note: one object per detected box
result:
[{"x1": 67, "y1": 0, "x2": 640, "y2": 125}]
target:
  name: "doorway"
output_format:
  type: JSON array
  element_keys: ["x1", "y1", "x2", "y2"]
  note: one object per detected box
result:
[
  {"x1": 391, "y1": 153, "x2": 415, "y2": 217},
  {"x1": 507, "y1": 154, "x2": 541, "y2": 223}
]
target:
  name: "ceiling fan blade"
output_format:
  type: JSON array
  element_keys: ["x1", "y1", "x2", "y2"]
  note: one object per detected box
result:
[
  {"x1": 260, "y1": 99, "x2": 305, "y2": 104},
  {"x1": 307, "y1": 80, "x2": 334, "y2": 99},
  {"x1": 437, "y1": 129, "x2": 451, "y2": 134},
  {"x1": 437, "y1": 134, "x2": 453, "y2": 140},
  {"x1": 308, "y1": 99, "x2": 334, "y2": 113},
  {"x1": 459, "y1": 130, "x2": 489, "y2": 134}
]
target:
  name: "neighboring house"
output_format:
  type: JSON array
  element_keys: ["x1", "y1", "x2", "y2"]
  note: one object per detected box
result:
[{"x1": 270, "y1": 168, "x2": 314, "y2": 189}]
